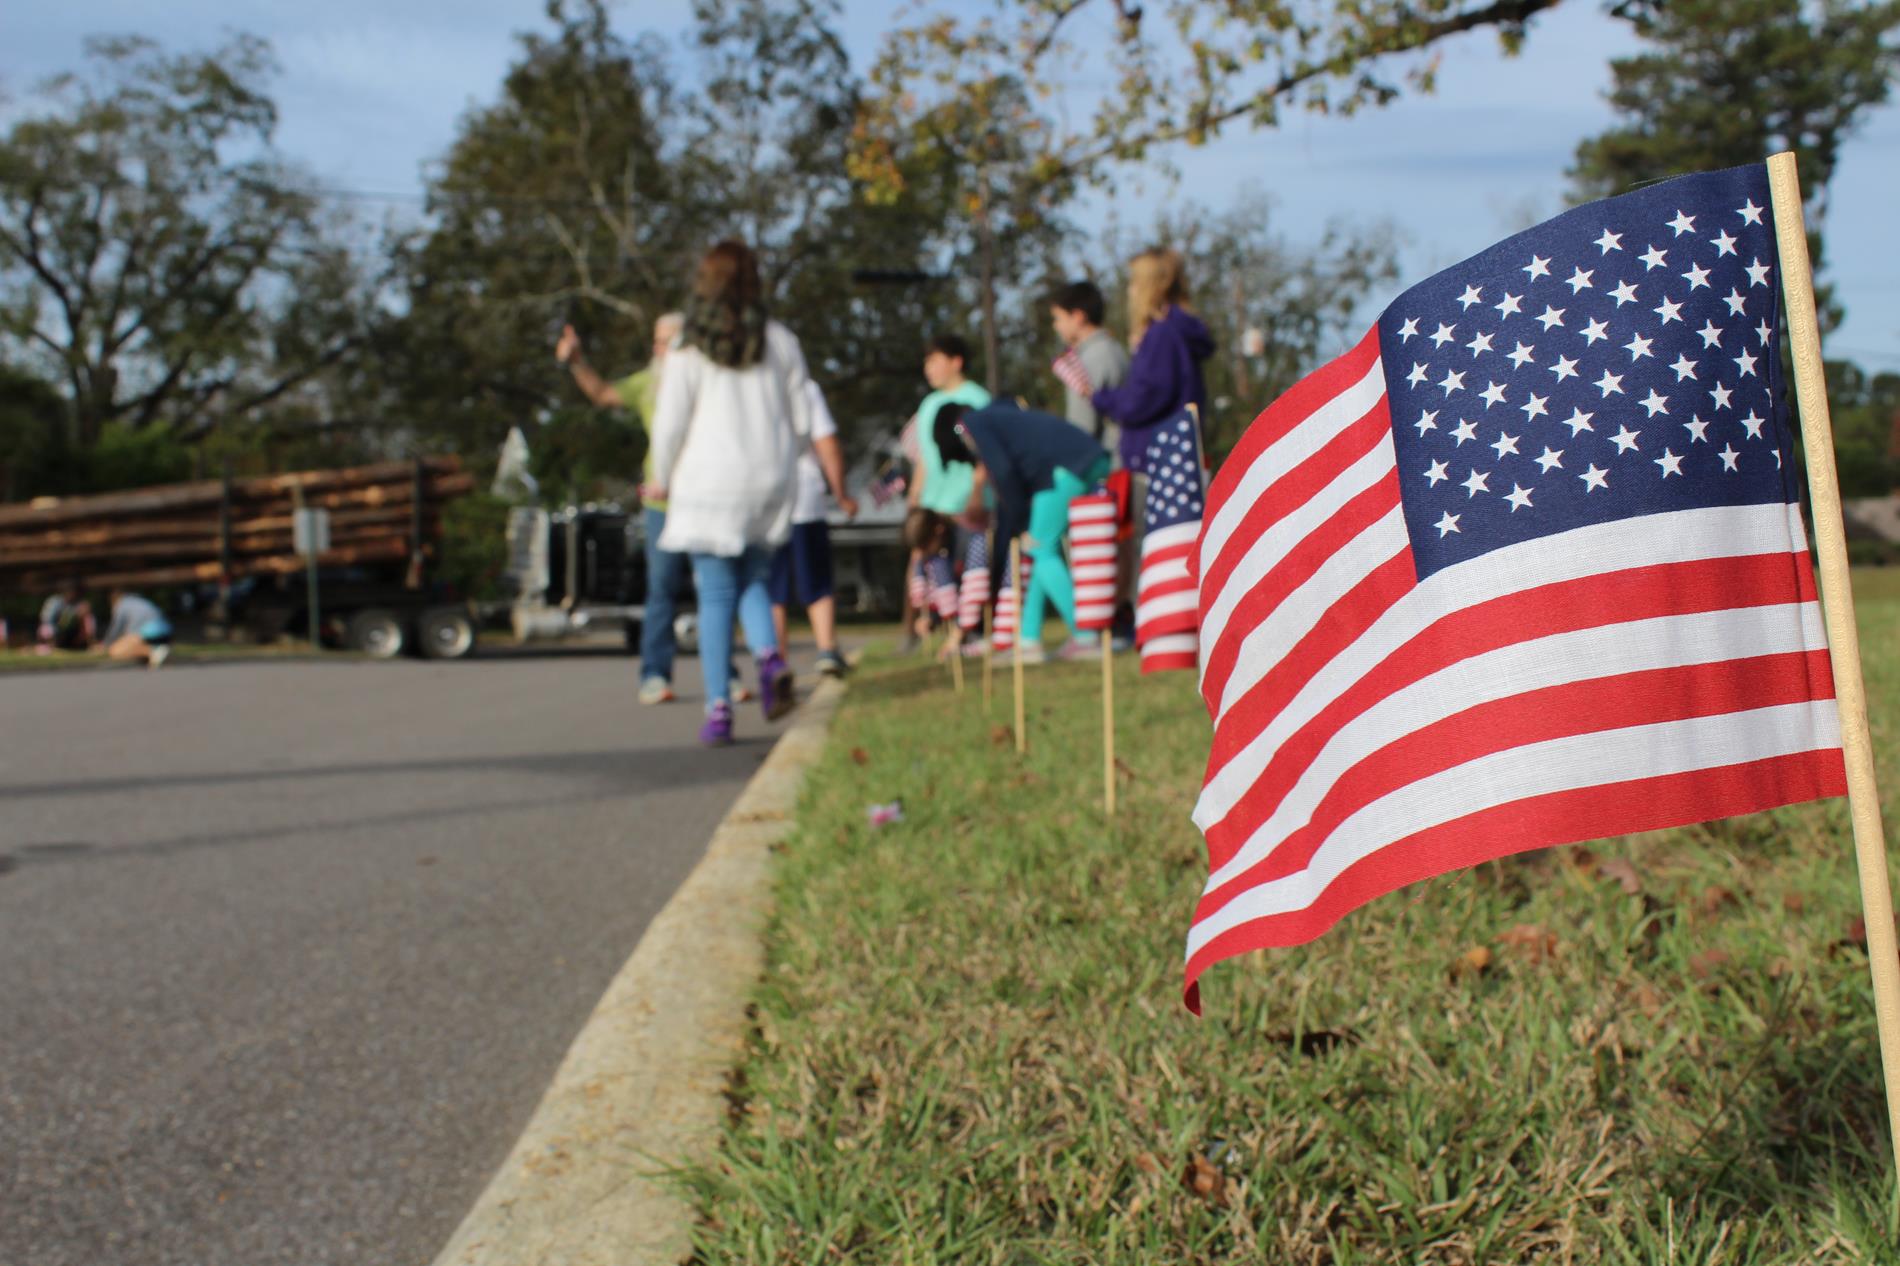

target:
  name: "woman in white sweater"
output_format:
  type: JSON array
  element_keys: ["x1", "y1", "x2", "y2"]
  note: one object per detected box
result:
[{"x1": 647, "y1": 240, "x2": 814, "y2": 745}]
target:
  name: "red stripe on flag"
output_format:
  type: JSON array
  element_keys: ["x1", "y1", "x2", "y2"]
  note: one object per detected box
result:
[
  {"x1": 1184, "y1": 748, "x2": 1848, "y2": 1012},
  {"x1": 1200, "y1": 551, "x2": 1827, "y2": 864}
]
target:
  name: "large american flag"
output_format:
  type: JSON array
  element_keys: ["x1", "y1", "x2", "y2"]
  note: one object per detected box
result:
[
  {"x1": 1135, "y1": 410, "x2": 1206, "y2": 672},
  {"x1": 1069, "y1": 492, "x2": 1120, "y2": 630},
  {"x1": 1184, "y1": 163, "x2": 1847, "y2": 1010}
]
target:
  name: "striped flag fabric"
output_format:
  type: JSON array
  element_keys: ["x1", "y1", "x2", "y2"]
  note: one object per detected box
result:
[
  {"x1": 1052, "y1": 348, "x2": 1093, "y2": 398},
  {"x1": 992, "y1": 550, "x2": 1030, "y2": 652},
  {"x1": 924, "y1": 553, "x2": 958, "y2": 620},
  {"x1": 907, "y1": 564, "x2": 927, "y2": 614},
  {"x1": 1184, "y1": 163, "x2": 1847, "y2": 1010},
  {"x1": 1135, "y1": 410, "x2": 1206, "y2": 672},
  {"x1": 959, "y1": 532, "x2": 991, "y2": 631},
  {"x1": 1069, "y1": 492, "x2": 1120, "y2": 631}
]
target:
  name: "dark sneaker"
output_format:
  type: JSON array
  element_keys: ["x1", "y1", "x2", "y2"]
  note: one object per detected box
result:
[
  {"x1": 699, "y1": 700, "x2": 734, "y2": 747},
  {"x1": 816, "y1": 650, "x2": 849, "y2": 678},
  {"x1": 758, "y1": 650, "x2": 796, "y2": 721}
]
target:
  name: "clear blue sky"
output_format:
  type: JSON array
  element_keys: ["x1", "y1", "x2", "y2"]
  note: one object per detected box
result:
[{"x1": 6, "y1": 0, "x2": 1897, "y2": 369}]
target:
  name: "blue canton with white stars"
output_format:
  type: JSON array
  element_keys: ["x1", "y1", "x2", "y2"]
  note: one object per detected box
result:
[
  {"x1": 1142, "y1": 410, "x2": 1207, "y2": 532},
  {"x1": 1378, "y1": 164, "x2": 1798, "y2": 580}
]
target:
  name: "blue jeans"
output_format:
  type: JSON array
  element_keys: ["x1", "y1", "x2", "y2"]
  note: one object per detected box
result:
[
  {"x1": 642, "y1": 507, "x2": 688, "y2": 683},
  {"x1": 690, "y1": 545, "x2": 779, "y2": 709}
]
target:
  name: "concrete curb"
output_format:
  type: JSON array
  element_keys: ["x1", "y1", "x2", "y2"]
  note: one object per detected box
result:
[{"x1": 430, "y1": 676, "x2": 848, "y2": 1266}]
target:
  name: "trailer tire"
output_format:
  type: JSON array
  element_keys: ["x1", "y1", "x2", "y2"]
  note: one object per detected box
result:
[
  {"x1": 418, "y1": 607, "x2": 477, "y2": 660},
  {"x1": 346, "y1": 608, "x2": 408, "y2": 659}
]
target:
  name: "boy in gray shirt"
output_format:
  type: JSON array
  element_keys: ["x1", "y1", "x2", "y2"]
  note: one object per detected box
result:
[{"x1": 1048, "y1": 281, "x2": 1130, "y2": 454}]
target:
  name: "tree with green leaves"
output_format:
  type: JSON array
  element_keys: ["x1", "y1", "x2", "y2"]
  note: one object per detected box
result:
[
  {"x1": 0, "y1": 34, "x2": 374, "y2": 458},
  {"x1": 1570, "y1": 0, "x2": 1900, "y2": 295}
]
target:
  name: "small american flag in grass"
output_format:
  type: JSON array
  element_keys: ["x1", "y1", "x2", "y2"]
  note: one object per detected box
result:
[
  {"x1": 1184, "y1": 163, "x2": 1845, "y2": 1011},
  {"x1": 1069, "y1": 492, "x2": 1119, "y2": 631},
  {"x1": 959, "y1": 532, "x2": 991, "y2": 631},
  {"x1": 1135, "y1": 409, "x2": 1206, "y2": 673}
]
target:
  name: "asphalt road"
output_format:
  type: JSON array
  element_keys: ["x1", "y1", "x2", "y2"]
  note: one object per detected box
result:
[{"x1": 0, "y1": 645, "x2": 804, "y2": 1266}]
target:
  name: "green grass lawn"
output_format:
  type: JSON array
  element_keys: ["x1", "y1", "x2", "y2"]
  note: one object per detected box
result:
[{"x1": 687, "y1": 572, "x2": 1900, "y2": 1264}]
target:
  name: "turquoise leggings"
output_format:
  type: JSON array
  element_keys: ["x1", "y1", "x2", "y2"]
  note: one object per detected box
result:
[{"x1": 1019, "y1": 457, "x2": 1111, "y2": 644}]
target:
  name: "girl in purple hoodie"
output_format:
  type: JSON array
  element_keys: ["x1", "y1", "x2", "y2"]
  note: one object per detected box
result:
[{"x1": 1090, "y1": 248, "x2": 1215, "y2": 472}]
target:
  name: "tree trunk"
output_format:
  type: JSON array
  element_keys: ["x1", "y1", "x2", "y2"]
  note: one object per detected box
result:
[{"x1": 976, "y1": 178, "x2": 1001, "y2": 396}]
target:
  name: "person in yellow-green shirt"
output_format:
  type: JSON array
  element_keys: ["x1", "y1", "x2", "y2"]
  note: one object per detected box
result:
[{"x1": 557, "y1": 312, "x2": 750, "y2": 706}]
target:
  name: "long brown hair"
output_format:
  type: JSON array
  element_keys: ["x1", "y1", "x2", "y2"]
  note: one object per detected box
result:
[
  {"x1": 681, "y1": 239, "x2": 768, "y2": 368},
  {"x1": 1126, "y1": 247, "x2": 1190, "y2": 348}
]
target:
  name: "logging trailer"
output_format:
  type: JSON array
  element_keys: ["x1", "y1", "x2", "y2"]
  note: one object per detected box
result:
[{"x1": 0, "y1": 458, "x2": 680, "y2": 661}]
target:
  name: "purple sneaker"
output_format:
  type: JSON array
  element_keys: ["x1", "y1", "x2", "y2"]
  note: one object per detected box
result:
[
  {"x1": 758, "y1": 650, "x2": 796, "y2": 722},
  {"x1": 699, "y1": 700, "x2": 734, "y2": 747}
]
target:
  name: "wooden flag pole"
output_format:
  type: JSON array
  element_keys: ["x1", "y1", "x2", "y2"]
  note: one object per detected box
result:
[
  {"x1": 982, "y1": 595, "x2": 994, "y2": 710},
  {"x1": 1011, "y1": 536, "x2": 1027, "y2": 753},
  {"x1": 1768, "y1": 150, "x2": 1900, "y2": 1181},
  {"x1": 1101, "y1": 631, "x2": 1116, "y2": 815},
  {"x1": 947, "y1": 622, "x2": 965, "y2": 693}
]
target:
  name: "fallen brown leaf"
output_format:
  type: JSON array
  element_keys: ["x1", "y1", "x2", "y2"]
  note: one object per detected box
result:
[
  {"x1": 990, "y1": 725, "x2": 1014, "y2": 747},
  {"x1": 1181, "y1": 1154, "x2": 1226, "y2": 1204},
  {"x1": 1783, "y1": 891, "x2": 1806, "y2": 915},
  {"x1": 1599, "y1": 857, "x2": 1644, "y2": 895},
  {"x1": 1846, "y1": 916, "x2": 1868, "y2": 947},
  {"x1": 1459, "y1": 945, "x2": 1494, "y2": 973},
  {"x1": 1630, "y1": 982, "x2": 1664, "y2": 1016},
  {"x1": 1689, "y1": 948, "x2": 1732, "y2": 979},
  {"x1": 850, "y1": 746, "x2": 869, "y2": 766},
  {"x1": 1698, "y1": 885, "x2": 1737, "y2": 916},
  {"x1": 1498, "y1": 923, "x2": 1559, "y2": 963},
  {"x1": 1568, "y1": 847, "x2": 1600, "y2": 876},
  {"x1": 1133, "y1": 1152, "x2": 1161, "y2": 1175},
  {"x1": 1114, "y1": 757, "x2": 1139, "y2": 781}
]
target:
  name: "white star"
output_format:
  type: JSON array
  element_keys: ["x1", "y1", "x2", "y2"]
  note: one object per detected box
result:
[
  {"x1": 1450, "y1": 418, "x2": 1478, "y2": 445},
  {"x1": 1718, "y1": 445, "x2": 1740, "y2": 471},
  {"x1": 1397, "y1": 317, "x2": 1421, "y2": 342},
  {"x1": 1745, "y1": 258, "x2": 1771, "y2": 287},
  {"x1": 1491, "y1": 430, "x2": 1521, "y2": 459},
  {"x1": 1503, "y1": 483, "x2": 1535, "y2": 512},
  {"x1": 1595, "y1": 229, "x2": 1624, "y2": 254},
  {"x1": 1710, "y1": 229, "x2": 1738, "y2": 257},
  {"x1": 1406, "y1": 361, "x2": 1432, "y2": 387},
  {"x1": 1775, "y1": 447, "x2": 1783, "y2": 468},
  {"x1": 1580, "y1": 317, "x2": 1610, "y2": 345},
  {"x1": 1466, "y1": 330, "x2": 1496, "y2": 357},
  {"x1": 1550, "y1": 354, "x2": 1580, "y2": 381},
  {"x1": 1682, "y1": 262, "x2": 1712, "y2": 290},
  {"x1": 1696, "y1": 320, "x2": 1724, "y2": 349},
  {"x1": 1669, "y1": 354, "x2": 1698, "y2": 382},
  {"x1": 1684, "y1": 416, "x2": 1711, "y2": 443},
  {"x1": 1667, "y1": 210, "x2": 1696, "y2": 236},
  {"x1": 1507, "y1": 341, "x2": 1537, "y2": 369},
  {"x1": 1424, "y1": 458, "x2": 1450, "y2": 486},
  {"x1": 1709, "y1": 383, "x2": 1734, "y2": 410},
  {"x1": 1434, "y1": 510, "x2": 1462, "y2": 537},
  {"x1": 1524, "y1": 255, "x2": 1552, "y2": 281},
  {"x1": 1414, "y1": 408, "x2": 1440, "y2": 435},
  {"x1": 1560, "y1": 407, "x2": 1596, "y2": 436},
  {"x1": 1653, "y1": 296, "x2": 1684, "y2": 324},
  {"x1": 1534, "y1": 446, "x2": 1565, "y2": 473},
  {"x1": 1457, "y1": 284, "x2": 1485, "y2": 310},
  {"x1": 1754, "y1": 318, "x2": 1773, "y2": 346},
  {"x1": 1536, "y1": 305, "x2": 1566, "y2": 330},
  {"x1": 1461, "y1": 468, "x2": 1491, "y2": 498},
  {"x1": 1566, "y1": 267, "x2": 1595, "y2": 293},
  {"x1": 1431, "y1": 322, "x2": 1458, "y2": 347},
  {"x1": 1610, "y1": 279, "x2": 1640, "y2": 306},
  {"x1": 1654, "y1": 447, "x2": 1685, "y2": 477},
  {"x1": 1734, "y1": 348, "x2": 1758, "y2": 377},
  {"x1": 1740, "y1": 410, "x2": 1766, "y2": 439},
  {"x1": 1638, "y1": 388, "x2": 1670, "y2": 417},
  {"x1": 1520, "y1": 392, "x2": 1549, "y2": 421},
  {"x1": 1738, "y1": 199, "x2": 1764, "y2": 225},
  {"x1": 1479, "y1": 380, "x2": 1509, "y2": 407},
  {"x1": 1639, "y1": 244, "x2": 1669, "y2": 270},
  {"x1": 1610, "y1": 425, "x2": 1642, "y2": 454},
  {"x1": 1624, "y1": 332, "x2": 1655, "y2": 361},
  {"x1": 1723, "y1": 288, "x2": 1748, "y2": 316},
  {"x1": 1595, "y1": 369, "x2": 1625, "y2": 397},
  {"x1": 1494, "y1": 293, "x2": 1524, "y2": 318},
  {"x1": 1439, "y1": 369, "x2": 1467, "y2": 395},
  {"x1": 1580, "y1": 463, "x2": 1609, "y2": 492}
]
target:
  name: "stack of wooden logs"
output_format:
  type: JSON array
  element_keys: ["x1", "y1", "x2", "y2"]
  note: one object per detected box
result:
[{"x1": 0, "y1": 458, "x2": 474, "y2": 593}]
